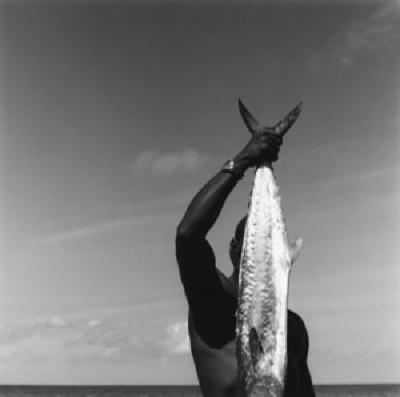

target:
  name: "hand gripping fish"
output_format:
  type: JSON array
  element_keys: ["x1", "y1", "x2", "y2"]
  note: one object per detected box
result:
[{"x1": 236, "y1": 100, "x2": 303, "y2": 397}]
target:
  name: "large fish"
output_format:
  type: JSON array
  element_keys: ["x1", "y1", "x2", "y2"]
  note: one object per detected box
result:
[{"x1": 236, "y1": 100, "x2": 303, "y2": 397}]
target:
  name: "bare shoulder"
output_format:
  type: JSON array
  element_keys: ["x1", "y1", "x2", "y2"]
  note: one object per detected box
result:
[
  {"x1": 288, "y1": 310, "x2": 309, "y2": 342},
  {"x1": 288, "y1": 309, "x2": 307, "y2": 329}
]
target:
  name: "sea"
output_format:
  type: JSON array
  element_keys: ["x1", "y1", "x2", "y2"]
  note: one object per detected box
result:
[{"x1": 0, "y1": 385, "x2": 399, "y2": 397}]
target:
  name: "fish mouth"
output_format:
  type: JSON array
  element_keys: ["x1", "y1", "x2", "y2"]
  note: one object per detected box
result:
[{"x1": 247, "y1": 375, "x2": 284, "y2": 397}]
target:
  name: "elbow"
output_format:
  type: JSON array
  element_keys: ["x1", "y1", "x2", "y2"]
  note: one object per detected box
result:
[
  {"x1": 175, "y1": 225, "x2": 193, "y2": 248},
  {"x1": 176, "y1": 222, "x2": 201, "y2": 241},
  {"x1": 176, "y1": 223, "x2": 190, "y2": 240}
]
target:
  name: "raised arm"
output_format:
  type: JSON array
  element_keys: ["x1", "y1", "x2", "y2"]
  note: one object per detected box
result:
[
  {"x1": 176, "y1": 99, "x2": 302, "y2": 241},
  {"x1": 175, "y1": 126, "x2": 282, "y2": 299},
  {"x1": 176, "y1": 156, "x2": 249, "y2": 240}
]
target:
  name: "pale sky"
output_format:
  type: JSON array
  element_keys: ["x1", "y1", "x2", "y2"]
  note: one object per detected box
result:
[{"x1": 0, "y1": 0, "x2": 399, "y2": 385}]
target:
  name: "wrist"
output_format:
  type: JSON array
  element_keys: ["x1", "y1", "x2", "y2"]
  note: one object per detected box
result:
[
  {"x1": 233, "y1": 154, "x2": 252, "y2": 173},
  {"x1": 221, "y1": 158, "x2": 247, "y2": 179}
]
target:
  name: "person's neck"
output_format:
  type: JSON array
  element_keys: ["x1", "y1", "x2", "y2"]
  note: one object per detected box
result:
[{"x1": 229, "y1": 271, "x2": 239, "y2": 287}]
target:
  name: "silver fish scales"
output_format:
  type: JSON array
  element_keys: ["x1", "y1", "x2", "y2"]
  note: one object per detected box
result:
[{"x1": 236, "y1": 100, "x2": 303, "y2": 397}]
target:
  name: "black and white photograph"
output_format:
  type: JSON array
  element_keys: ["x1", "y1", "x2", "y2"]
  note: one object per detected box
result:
[{"x1": 1, "y1": 0, "x2": 399, "y2": 396}]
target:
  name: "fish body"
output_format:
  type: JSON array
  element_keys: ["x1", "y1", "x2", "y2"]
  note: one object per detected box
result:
[{"x1": 236, "y1": 100, "x2": 303, "y2": 397}]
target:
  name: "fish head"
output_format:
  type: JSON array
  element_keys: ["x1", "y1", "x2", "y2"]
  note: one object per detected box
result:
[{"x1": 246, "y1": 375, "x2": 285, "y2": 397}]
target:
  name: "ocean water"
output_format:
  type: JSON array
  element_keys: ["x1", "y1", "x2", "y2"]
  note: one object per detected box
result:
[{"x1": 0, "y1": 384, "x2": 399, "y2": 397}]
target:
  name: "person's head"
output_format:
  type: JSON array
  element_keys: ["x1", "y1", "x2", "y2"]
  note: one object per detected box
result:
[{"x1": 229, "y1": 216, "x2": 247, "y2": 277}]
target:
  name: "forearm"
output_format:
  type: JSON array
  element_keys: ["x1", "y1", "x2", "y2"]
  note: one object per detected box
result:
[{"x1": 177, "y1": 155, "x2": 250, "y2": 238}]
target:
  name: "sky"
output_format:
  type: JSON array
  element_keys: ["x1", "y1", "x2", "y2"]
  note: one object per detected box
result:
[{"x1": 0, "y1": 0, "x2": 399, "y2": 386}]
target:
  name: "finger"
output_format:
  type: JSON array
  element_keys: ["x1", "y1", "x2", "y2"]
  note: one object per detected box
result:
[
  {"x1": 273, "y1": 102, "x2": 303, "y2": 136},
  {"x1": 269, "y1": 143, "x2": 280, "y2": 153},
  {"x1": 266, "y1": 136, "x2": 282, "y2": 149},
  {"x1": 271, "y1": 153, "x2": 278, "y2": 162},
  {"x1": 265, "y1": 148, "x2": 279, "y2": 161},
  {"x1": 238, "y1": 98, "x2": 261, "y2": 135},
  {"x1": 263, "y1": 132, "x2": 282, "y2": 146},
  {"x1": 268, "y1": 134, "x2": 283, "y2": 145}
]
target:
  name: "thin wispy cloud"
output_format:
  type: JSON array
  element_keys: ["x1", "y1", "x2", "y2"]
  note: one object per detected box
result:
[
  {"x1": 29, "y1": 186, "x2": 193, "y2": 247},
  {"x1": 31, "y1": 217, "x2": 137, "y2": 246},
  {"x1": 131, "y1": 148, "x2": 211, "y2": 176},
  {"x1": 164, "y1": 320, "x2": 190, "y2": 354},
  {"x1": 358, "y1": 166, "x2": 400, "y2": 181},
  {"x1": 31, "y1": 207, "x2": 177, "y2": 247},
  {"x1": 64, "y1": 317, "x2": 190, "y2": 359},
  {"x1": 338, "y1": 2, "x2": 400, "y2": 66},
  {"x1": 65, "y1": 319, "x2": 131, "y2": 352},
  {"x1": 305, "y1": 2, "x2": 400, "y2": 71},
  {"x1": 0, "y1": 316, "x2": 68, "y2": 345},
  {"x1": 323, "y1": 165, "x2": 399, "y2": 188},
  {"x1": 0, "y1": 307, "x2": 190, "y2": 362}
]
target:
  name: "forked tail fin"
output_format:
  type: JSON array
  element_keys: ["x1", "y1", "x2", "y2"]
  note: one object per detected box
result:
[
  {"x1": 238, "y1": 98, "x2": 303, "y2": 137},
  {"x1": 238, "y1": 98, "x2": 261, "y2": 135}
]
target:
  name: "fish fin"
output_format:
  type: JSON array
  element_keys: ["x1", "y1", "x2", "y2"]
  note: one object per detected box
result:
[
  {"x1": 272, "y1": 102, "x2": 303, "y2": 137},
  {"x1": 238, "y1": 98, "x2": 261, "y2": 135},
  {"x1": 289, "y1": 237, "x2": 303, "y2": 265},
  {"x1": 249, "y1": 327, "x2": 264, "y2": 368}
]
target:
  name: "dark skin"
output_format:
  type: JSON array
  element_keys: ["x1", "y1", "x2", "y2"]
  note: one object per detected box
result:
[
  {"x1": 176, "y1": 105, "x2": 315, "y2": 396},
  {"x1": 176, "y1": 129, "x2": 282, "y2": 239}
]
